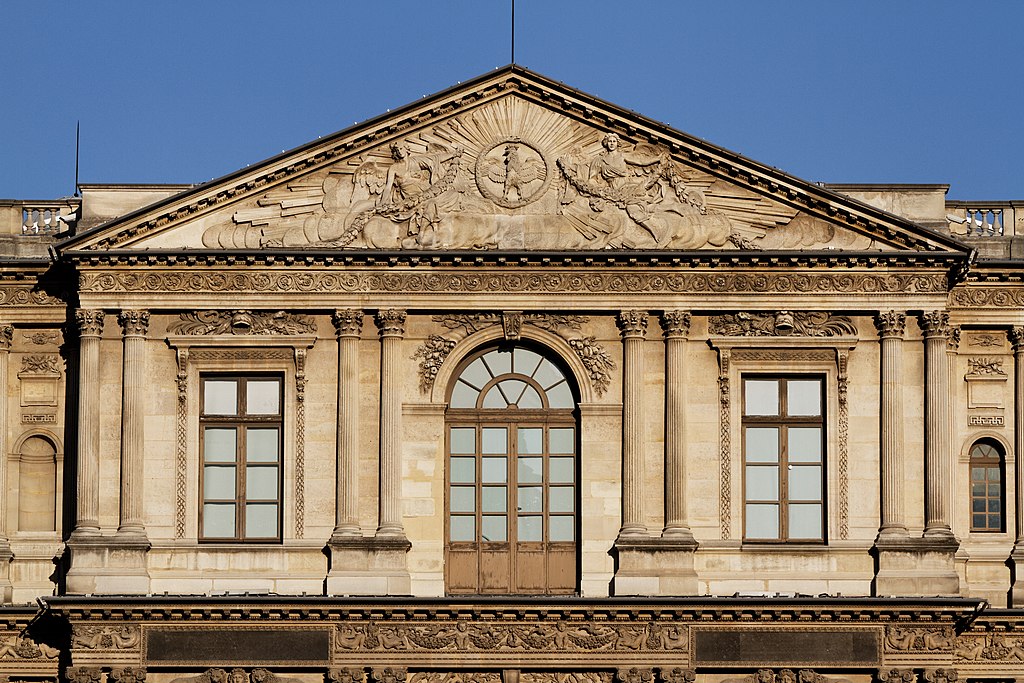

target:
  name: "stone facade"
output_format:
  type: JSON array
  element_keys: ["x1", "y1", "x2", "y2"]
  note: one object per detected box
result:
[{"x1": 0, "y1": 66, "x2": 1022, "y2": 683}]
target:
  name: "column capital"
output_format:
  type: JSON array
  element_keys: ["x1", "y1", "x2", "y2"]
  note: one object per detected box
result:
[
  {"x1": 921, "y1": 670, "x2": 958, "y2": 683},
  {"x1": 1010, "y1": 326, "x2": 1024, "y2": 351},
  {"x1": 877, "y1": 670, "x2": 916, "y2": 683},
  {"x1": 375, "y1": 309, "x2": 407, "y2": 338},
  {"x1": 945, "y1": 325, "x2": 961, "y2": 351},
  {"x1": 617, "y1": 310, "x2": 649, "y2": 338},
  {"x1": 371, "y1": 669, "x2": 407, "y2": 683},
  {"x1": 617, "y1": 669, "x2": 653, "y2": 683},
  {"x1": 118, "y1": 310, "x2": 150, "y2": 337},
  {"x1": 0, "y1": 324, "x2": 12, "y2": 351},
  {"x1": 333, "y1": 309, "x2": 364, "y2": 338},
  {"x1": 109, "y1": 668, "x2": 147, "y2": 683},
  {"x1": 918, "y1": 310, "x2": 950, "y2": 338},
  {"x1": 659, "y1": 310, "x2": 691, "y2": 338},
  {"x1": 75, "y1": 309, "x2": 106, "y2": 337},
  {"x1": 874, "y1": 311, "x2": 906, "y2": 338}
]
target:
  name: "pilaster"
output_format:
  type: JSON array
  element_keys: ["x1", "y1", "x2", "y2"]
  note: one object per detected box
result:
[
  {"x1": 71, "y1": 309, "x2": 105, "y2": 537},
  {"x1": 920, "y1": 310, "x2": 955, "y2": 540},
  {"x1": 331, "y1": 309, "x2": 363, "y2": 540},
  {"x1": 0, "y1": 324, "x2": 13, "y2": 602},
  {"x1": 117, "y1": 310, "x2": 150, "y2": 539},
  {"x1": 1010, "y1": 327, "x2": 1024, "y2": 605}
]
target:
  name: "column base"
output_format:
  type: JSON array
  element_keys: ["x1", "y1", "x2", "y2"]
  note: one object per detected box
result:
[
  {"x1": 873, "y1": 536, "x2": 960, "y2": 596},
  {"x1": 611, "y1": 536, "x2": 699, "y2": 596},
  {"x1": 65, "y1": 534, "x2": 151, "y2": 595},
  {"x1": 1009, "y1": 546, "x2": 1024, "y2": 607},
  {"x1": 326, "y1": 536, "x2": 411, "y2": 595}
]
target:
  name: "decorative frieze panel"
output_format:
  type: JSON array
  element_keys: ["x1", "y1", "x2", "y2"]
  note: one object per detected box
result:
[
  {"x1": 78, "y1": 270, "x2": 950, "y2": 296},
  {"x1": 521, "y1": 674, "x2": 612, "y2": 683},
  {"x1": 964, "y1": 356, "x2": 1008, "y2": 410},
  {"x1": 0, "y1": 286, "x2": 63, "y2": 307},
  {"x1": 168, "y1": 311, "x2": 316, "y2": 336},
  {"x1": 884, "y1": 626, "x2": 955, "y2": 652},
  {"x1": 955, "y1": 634, "x2": 1024, "y2": 661},
  {"x1": 171, "y1": 670, "x2": 301, "y2": 683},
  {"x1": 0, "y1": 634, "x2": 59, "y2": 660},
  {"x1": 709, "y1": 312, "x2": 857, "y2": 337},
  {"x1": 408, "y1": 674, "x2": 500, "y2": 683},
  {"x1": 73, "y1": 625, "x2": 141, "y2": 650}
]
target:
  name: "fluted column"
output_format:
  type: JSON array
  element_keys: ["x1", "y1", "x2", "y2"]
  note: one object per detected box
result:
[
  {"x1": 1011, "y1": 328, "x2": 1024, "y2": 551},
  {"x1": 333, "y1": 309, "x2": 363, "y2": 539},
  {"x1": 375, "y1": 309, "x2": 407, "y2": 538},
  {"x1": 617, "y1": 310, "x2": 648, "y2": 538},
  {"x1": 74, "y1": 309, "x2": 105, "y2": 536},
  {"x1": 875, "y1": 311, "x2": 908, "y2": 539},
  {"x1": 660, "y1": 310, "x2": 693, "y2": 539},
  {"x1": 0, "y1": 325, "x2": 11, "y2": 546},
  {"x1": 920, "y1": 310, "x2": 954, "y2": 538},
  {"x1": 116, "y1": 310, "x2": 149, "y2": 537}
]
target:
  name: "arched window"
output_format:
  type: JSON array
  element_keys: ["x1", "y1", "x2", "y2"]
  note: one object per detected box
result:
[
  {"x1": 17, "y1": 435, "x2": 58, "y2": 532},
  {"x1": 446, "y1": 345, "x2": 578, "y2": 594},
  {"x1": 969, "y1": 439, "x2": 1005, "y2": 533}
]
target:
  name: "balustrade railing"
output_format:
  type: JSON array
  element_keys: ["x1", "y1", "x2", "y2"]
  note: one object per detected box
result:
[
  {"x1": 0, "y1": 199, "x2": 80, "y2": 237},
  {"x1": 947, "y1": 201, "x2": 1021, "y2": 239}
]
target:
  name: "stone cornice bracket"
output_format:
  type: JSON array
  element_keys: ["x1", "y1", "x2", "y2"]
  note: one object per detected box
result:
[
  {"x1": 657, "y1": 669, "x2": 695, "y2": 683},
  {"x1": 617, "y1": 670, "x2": 653, "y2": 683},
  {"x1": 372, "y1": 669, "x2": 408, "y2": 683},
  {"x1": 0, "y1": 324, "x2": 12, "y2": 351},
  {"x1": 375, "y1": 309, "x2": 407, "y2": 338},
  {"x1": 75, "y1": 309, "x2": 106, "y2": 337},
  {"x1": 502, "y1": 311, "x2": 523, "y2": 341},
  {"x1": 874, "y1": 310, "x2": 906, "y2": 338},
  {"x1": 660, "y1": 310, "x2": 691, "y2": 338},
  {"x1": 333, "y1": 309, "x2": 364, "y2": 338},
  {"x1": 918, "y1": 310, "x2": 950, "y2": 338},
  {"x1": 330, "y1": 670, "x2": 368, "y2": 683},
  {"x1": 110, "y1": 669, "x2": 147, "y2": 683},
  {"x1": 118, "y1": 310, "x2": 150, "y2": 337},
  {"x1": 877, "y1": 670, "x2": 916, "y2": 683},
  {"x1": 617, "y1": 310, "x2": 649, "y2": 338}
]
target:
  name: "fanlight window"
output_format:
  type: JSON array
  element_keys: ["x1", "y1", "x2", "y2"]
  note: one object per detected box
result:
[{"x1": 446, "y1": 345, "x2": 578, "y2": 595}]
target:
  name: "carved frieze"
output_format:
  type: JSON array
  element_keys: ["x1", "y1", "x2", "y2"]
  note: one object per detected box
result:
[
  {"x1": 0, "y1": 287, "x2": 63, "y2": 307},
  {"x1": 168, "y1": 311, "x2": 315, "y2": 335},
  {"x1": 409, "y1": 674, "x2": 501, "y2": 683},
  {"x1": 953, "y1": 286, "x2": 1024, "y2": 309},
  {"x1": 0, "y1": 635, "x2": 59, "y2": 660},
  {"x1": 23, "y1": 331, "x2": 59, "y2": 346},
  {"x1": 72, "y1": 624, "x2": 140, "y2": 650},
  {"x1": 884, "y1": 626, "x2": 955, "y2": 652},
  {"x1": 709, "y1": 311, "x2": 856, "y2": 337},
  {"x1": 522, "y1": 675, "x2": 611, "y2": 683},
  {"x1": 18, "y1": 355, "x2": 61, "y2": 376},
  {"x1": 969, "y1": 333, "x2": 1004, "y2": 348},
  {"x1": 724, "y1": 671, "x2": 841, "y2": 683},
  {"x1": 79, "y1": 270, "x2": 950, "y2": 296},
  {"x1": 335, "y1": 621, "x2": 687, "y2": 652},
  {"x1": 966, "y1": 357, "x2": 1006, "y2": 376},
  {"x1": 955, "y1": 634, "x2": 1024, "y2": 661},
  {"x1": 171, "y1": 669, "x2": 303, "y2": 683}
]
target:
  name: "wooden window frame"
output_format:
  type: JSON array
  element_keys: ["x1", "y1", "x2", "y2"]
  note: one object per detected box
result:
[
  {"x1": 199, "y1": 374, "x2": 284, "y2": 543},
  {"x1": 741, "y1": 375, "x2": 827, "y2": 543},
  {"x1": 969, "y1": 440, "x2": 1005, "y2": 533}
]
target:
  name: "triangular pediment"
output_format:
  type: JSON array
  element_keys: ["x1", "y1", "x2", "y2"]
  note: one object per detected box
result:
[{"x1": 61, "y1": 66, "x2": 966, "y2": 256}]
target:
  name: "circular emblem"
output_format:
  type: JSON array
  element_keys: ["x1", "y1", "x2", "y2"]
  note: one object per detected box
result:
[{"x1": 475, "y1": 137, "x2": 551, "y2": 209}]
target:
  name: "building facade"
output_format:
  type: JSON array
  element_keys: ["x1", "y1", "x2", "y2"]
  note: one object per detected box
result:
[{"x1": 1, "y1": 67, "x2": 1023, "y2": 683}]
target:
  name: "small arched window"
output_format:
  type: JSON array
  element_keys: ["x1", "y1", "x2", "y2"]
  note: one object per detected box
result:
[
  {"x1": 18, "y1": 435, "x2": 58, "y2": 532},
  {"x1": 969, "y1": 440, "x2": 1004, "y2": 533}
]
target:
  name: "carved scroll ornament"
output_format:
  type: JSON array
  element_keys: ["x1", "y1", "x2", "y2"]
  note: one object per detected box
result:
[
  {"x1": 169, "y1": 311, "x2": 316, "y2": 335},
  {"x1": 335, "y1": 621, "x2": 687, "y2": 652},
  {"x1": 709, "y1": 311, "x2": 856, "y2": 337},
  {"x1": 408, "y1": 674, "x2": 501, "y2": 683}
]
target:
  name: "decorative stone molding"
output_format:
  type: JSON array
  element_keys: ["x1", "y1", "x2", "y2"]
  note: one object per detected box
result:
[
  {"x1": 0, "y1": 634, "x2": 59, "y2": 659},
  {"x1": 656, "y1": 670, "x2": 694, "y2": 683},
  {"x1": 522, "y1": 675, "x2": 611, "y2": 683},
  {"x1": 0, "y1": 325, "x2": 12, "y2": 350},
  {"x1": 717, "y1": 348, "x2": 732, "y2": 539},
  {"x1": 884, "y1": 626, "x2": 955, "y2": 651},
  {"x1": 23, "y1": 331, "x2": 59, "y2": 346},
  {"x1": 727, "y1": 672, "x2": 837, "y2": 683},
  {"x1": 79, "y1": 270, "x2": 951, "y2": 296},
  {"x1": 970, "y1": 333, "x2": 1004, "y2": 348},
  {"x1": 332, "y1": 309, "x2": 363, "y2": 337},
  {"x1": 66, "y1": 668, "x2": 102, "y2": 683},
  {"x1": 118, "y1": 310, "x2": 150, "y2": 337},
  {"x1": 109, "y1": 669, "x2": 146, "y2": 683},
  {"x1": 709, "y1": 311, "x2": 856, "y2": 337},
  {"x1": 502, "y1": 311, "x2": 523, "y2": 341},
  {"x1": 918, "y1": 310, "x2": 950, "y2": 337},
  {"x1": 660, "y1": 311, "x2": 691, "y2": 338},
  {"x1": 174, "y1": 348, "x2": 189, "y2": 538},
  {"x1": 966, "y1": 357, "x2": 1007, "y2": 376},
  {"x1": 375, "y1": 309, "x2": 407, "y2": 338},
  {"x1": 168, "y1": 311, "x2": 315, "y2": 335},
  {"x1": 968, "y1": 416, "x2": 1004, "y2": 427},
  {"x1": 19, "y1": 355, "x2": 61, "y2": 376},
  {"x1": 433, "y1": 313, "x2": 587, "y2": 338},
  {"x1": 171, "y1": 670, "x2": 301, "y2": 683},
  {"x1": 874, "y1": 311, "x2": 906, "y2": 338},
  {"x1": 371, "y1": 670, "x2": 407, "y2": 683},
  {"x1": 295, "y1": 347, "x2": 307, "y2": 538},
  {"x1": 837, "y1": 349, "x2": 850, "y2": 539},
  {"x1": 955, "y1": 634, "x2": 1024, "y2": 661},
  {"x1": 409, "y1": 674, "x2": 501, "y2": 683},
  {"x1": 75, "y1": 309, "x2": 105, "y2": 337},
  {"x1": 616, "y1": 670, "x2": 652, "y2": 683},
  {"x1": 953, "y1": 286, "x2": 1024, "y2": 308},
  {"x1": 329, "y1": 671, "x2": 367, "y2": 683},
  {"x1": 567, "y1": 337, "x2": 613, "y2": 396},
  {"x1": 876, "y1": 670, "x2": 915, "y2": 683},
  {"x1": 0, "y1": 286, "x2": 63, "y2": 307},
  {"x1": 72, "y1": 624, "x2": 140, "y2": 649}
]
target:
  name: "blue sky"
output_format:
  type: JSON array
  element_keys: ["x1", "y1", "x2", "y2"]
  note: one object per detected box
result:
[{"x1": 3, "y1": 1, "x2": 1022, "y2": 200}]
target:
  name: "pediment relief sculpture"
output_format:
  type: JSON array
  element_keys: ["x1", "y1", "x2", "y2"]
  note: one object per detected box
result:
[{"x1": 197, "y1": 98, "x2": 874, "y2": 253}]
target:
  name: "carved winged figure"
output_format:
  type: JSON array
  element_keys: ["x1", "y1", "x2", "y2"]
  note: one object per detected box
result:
[{"x1": 481, "y1": 142, "x2": 546, "y2": 204}]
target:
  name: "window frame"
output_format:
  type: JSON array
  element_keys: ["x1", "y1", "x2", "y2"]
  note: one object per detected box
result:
[
  {"x1": 968, "y1": 439, "x2": 1005, "y2": 534},
  {"x1": 199, "y1": 374, "x2": 284, "y2": 543},
  {"x1": 741, "y1": 375, "x2": 827, "y2": 543}
]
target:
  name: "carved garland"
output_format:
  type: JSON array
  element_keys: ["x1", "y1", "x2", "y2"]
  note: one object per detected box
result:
[
  {"x1": 414, "y1": 313, "x2": 612, "y2": 396},
  {"x1": 168, "y1": 311, "x2": 316, "y2": 335},
  {"x1": 79, "y1": 271, "x2": 950, "y2": 295},
  {"x1": 837, "y1": 350, "x2": 849, "y2": 540},
  {"x1": 718, "y1": 349, "x2": 731, "y2": 539},
  {"x1": 294, "y1": 348, "x2": 307, "y2": 538}
]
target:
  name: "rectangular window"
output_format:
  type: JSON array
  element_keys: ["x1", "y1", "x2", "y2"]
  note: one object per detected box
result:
[
  {"x1": 742, "y1": 376, "x2": 825, "y2": 542},
  {"x1": 200, "y1": 376, "x2": 283, "y2": 541}
]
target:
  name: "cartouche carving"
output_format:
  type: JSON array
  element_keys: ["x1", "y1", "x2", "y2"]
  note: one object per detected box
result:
[
  {"x1": 709, "y1": 311, "x2": 856, "y2": 337},
  {"x1": 966, "y1": 357, "x2": 1007, "y2": 376},
  {"x1": 476, "y1": 137, "x2": 549, "y2": 208},
  {"x1": 71, "y1": 624, "x2": 140, "y2": 649},
  {"x1": 19, "y1": 355, "x2": 61, "y2": 375},
  {"x1": 24, "y1": 331, "x2": 59, "y2": 346},
  {"x1": 168, "y1": 311, "x2": 315, "y2": 335}
]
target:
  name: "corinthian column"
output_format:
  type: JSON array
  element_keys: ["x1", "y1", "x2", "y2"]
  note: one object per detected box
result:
[
  {"x1": 875, "y1": 311, "x2": 908, "y2": 539},
  {"x1": 74, "y1": 309, "x2": 105, "y2": 537},
  {"x1": 117, "y1": 310, "x2": 149, "y2": 537},
  {"x1": 332, "y1": 309, "x2": 363, "y2": 539},
  {"x1": 617, "y1": 310, "x2": 648, "y2": 538},
  {"x1": 0, "y1": 325, "x2": 11, "y2": 547},
  {"x1": 1011, "y1": 328, "x2": 1024, "y2": 552},
  {"x1": 919, "y1": 311, "x2": 955, "y2": 538},
  {"x1": 660, "y1": 310, "x2": 694, "y2": 540},
  {"x1": 375, "y1": 309, "x2": 407, "y2": 538}
]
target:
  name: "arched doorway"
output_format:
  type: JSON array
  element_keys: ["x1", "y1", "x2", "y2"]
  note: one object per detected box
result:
[{"x1": 445, "y1": 344, "x2": 578, "y2": 594}]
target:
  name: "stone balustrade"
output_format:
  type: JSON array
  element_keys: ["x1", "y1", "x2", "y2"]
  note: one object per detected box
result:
[
  {"x1": 0, "y1": 199, "x2": 80, "y2": 237},
  {"x1": 946, "y1": 200, "x2": 1023, "y2": 239}
]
